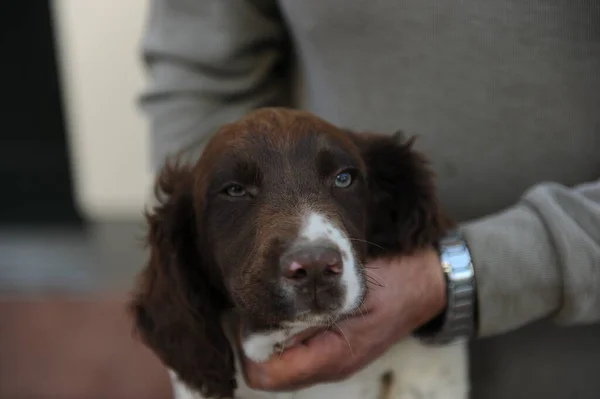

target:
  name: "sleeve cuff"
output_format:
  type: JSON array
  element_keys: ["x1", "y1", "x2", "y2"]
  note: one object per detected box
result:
[{"x1": 460, "y1": 203, "x2": 562, "y2": 337}]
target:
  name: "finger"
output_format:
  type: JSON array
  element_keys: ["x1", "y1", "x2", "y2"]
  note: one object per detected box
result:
[{"x1": 243, "y1": 329, "x2": 353, "y2": 391}]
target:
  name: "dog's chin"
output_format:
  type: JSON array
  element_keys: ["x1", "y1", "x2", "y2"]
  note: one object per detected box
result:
[
  {"x1": 241, "y1": 316, "x2": 330, "y2": 363},
  {"x1": 285, "y1": 283, "x2": 367, "y2": 327},
  {"x1": 285, "y1": 311, "x2": 338, "y2": 326},
  {"x1": 241, "y1": 300, "x2": 366, "y2": 364}
]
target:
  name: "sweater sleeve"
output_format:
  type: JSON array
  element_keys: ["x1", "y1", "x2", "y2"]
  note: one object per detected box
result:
[
  {"x1": 461, "y1": 179, "x2": 600, "y2": 337},
  {"x1": 140, "y1": 0, "x2": 290, "y2": 172}
]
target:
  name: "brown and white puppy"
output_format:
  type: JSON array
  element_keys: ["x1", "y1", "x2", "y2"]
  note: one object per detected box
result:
[{"x1": 129, "y1": 108, "x2": 468, "y2": 399}]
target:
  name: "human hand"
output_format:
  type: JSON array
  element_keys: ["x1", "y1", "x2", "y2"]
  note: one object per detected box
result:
[{"x1": 241, "y1": 247, "x2": 446, "y2": 392}]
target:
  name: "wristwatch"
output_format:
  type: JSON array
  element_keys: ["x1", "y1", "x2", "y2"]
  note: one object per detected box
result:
[{"x1": 415, "y1": 230, "x2": 477, "y2": 345}]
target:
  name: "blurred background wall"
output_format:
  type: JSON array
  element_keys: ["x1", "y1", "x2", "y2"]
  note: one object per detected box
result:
[
  {"x1": 0, "y1": 2, "x2": 172, "y2": 398},
  {"x1": 53, "y1": 0, "x2": 151, "y2": 221}
]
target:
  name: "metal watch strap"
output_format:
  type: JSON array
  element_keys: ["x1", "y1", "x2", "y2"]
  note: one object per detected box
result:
[{"x1": 420, "y1": 230, "x2": 476, "y2": 345}]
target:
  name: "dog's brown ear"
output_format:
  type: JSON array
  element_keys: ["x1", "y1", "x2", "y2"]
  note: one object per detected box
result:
[
  {"x1": 129, "y1": 161, "x2": 236, "y2": 398},
  {"x1": 350, "y1": 131, "x2": 452, "y2": 256}
]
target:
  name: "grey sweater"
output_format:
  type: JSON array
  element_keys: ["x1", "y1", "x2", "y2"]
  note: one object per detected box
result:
[{"x1": 140, "y1": 0, "x2": 600, "y2": 397}]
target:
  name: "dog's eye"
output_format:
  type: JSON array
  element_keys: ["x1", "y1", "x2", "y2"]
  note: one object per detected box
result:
[
  {"x1": 223, "y1": 184, "x2": 247, "y2": 197},
  {"x1": 334, "y1": 171, "x2": 354, "y2": 188}
]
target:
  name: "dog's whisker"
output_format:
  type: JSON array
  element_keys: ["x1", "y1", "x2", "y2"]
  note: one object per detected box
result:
[
  {"x1": 348, "y1": 237, "x2": 385, "y2": 250},
  {"x1": 366, "y1": 270, "x2": 386, "y2": 288},
  {"x1": 366, "y1": 280, "x2": 384, "y2": 290},
  {"x1": 334, "y1": 322, "x2": 354, "y2": 357},
  {"x1": 365, "y1": 274, "x2": 384, "y2": 288},
  {"x1": 357, "y1": 303, "x2": 368, "y2": 319}
]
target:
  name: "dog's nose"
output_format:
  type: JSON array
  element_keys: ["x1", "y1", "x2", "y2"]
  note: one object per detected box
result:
[{"x1": 281, "y1": 245, "x2": 343, "y2": 281}]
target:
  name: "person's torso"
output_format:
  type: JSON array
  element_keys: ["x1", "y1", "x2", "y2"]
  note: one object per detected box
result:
[
  {"x1": 282, "y1": 0, "x2": 600, "y2": 221},
  {"x1": 278, "y1": 0, "x2": 600, "y2": 397}
]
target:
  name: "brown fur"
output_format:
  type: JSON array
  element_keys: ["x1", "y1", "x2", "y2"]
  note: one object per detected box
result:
[{"x1": 129, "y1": 108, "x2": 451, "y2": 398}]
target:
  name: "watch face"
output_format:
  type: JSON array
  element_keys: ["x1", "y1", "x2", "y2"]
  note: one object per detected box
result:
[{"x1": 445, "y1": 251, "x2": 473, "y2": 272}]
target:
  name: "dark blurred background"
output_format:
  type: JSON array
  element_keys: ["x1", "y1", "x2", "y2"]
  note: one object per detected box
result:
[{"x1": 0, "y1": 2, "x2": 172, "y2": 398}]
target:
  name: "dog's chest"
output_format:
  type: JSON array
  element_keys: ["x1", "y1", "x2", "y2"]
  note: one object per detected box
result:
[{"x1": 169, "y1": 338, "x2": 468, "y2": 399}]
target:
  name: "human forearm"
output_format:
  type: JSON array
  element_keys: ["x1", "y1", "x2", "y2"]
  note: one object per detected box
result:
[{"x1": 461, "y1": 179, "x2": 600, "y2": 337}]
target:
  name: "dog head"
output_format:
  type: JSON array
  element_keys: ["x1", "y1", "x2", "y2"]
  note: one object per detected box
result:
[{"x1": 129, "y1": 108, "x2": 450, "y2": 398}]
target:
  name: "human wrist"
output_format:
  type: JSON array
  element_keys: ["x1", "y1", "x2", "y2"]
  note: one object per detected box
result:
[
  {"x1": 409, "y1": 248, "x2": 447, "y2": 333},
  {"x1": 413, "y1": 254, "x2": 447, "y2": 336}
]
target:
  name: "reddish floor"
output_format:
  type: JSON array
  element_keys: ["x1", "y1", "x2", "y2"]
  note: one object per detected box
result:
[{"x1": 0, "y1": 295, "x2": 173, "y2": 399}]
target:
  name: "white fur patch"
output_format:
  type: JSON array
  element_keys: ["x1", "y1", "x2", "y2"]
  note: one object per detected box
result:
[
  {"x1": 298, "y1": 212, "x2": 362, "y2": 314},
  {"x1": 242, "y1": 325, "x2": 310, "y2": 363}
]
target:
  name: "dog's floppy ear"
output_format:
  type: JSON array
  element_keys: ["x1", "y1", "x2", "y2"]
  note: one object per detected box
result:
[
  {"x1": 128, "y1": 161, "x2": 236, "y2": 398},
  {"x1": 350, "y1": 131, "x2": 452, "y2": 256}
]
